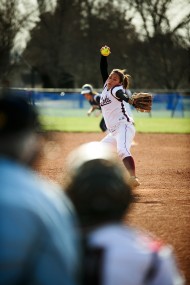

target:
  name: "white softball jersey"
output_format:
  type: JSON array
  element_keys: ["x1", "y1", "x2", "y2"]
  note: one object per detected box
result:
[
  {"x1": 100, "y1": 84, "x2": 134, "y2": 130},
  {"x1": 86, "y1": 224, "x2": 185, "y2": 285}
]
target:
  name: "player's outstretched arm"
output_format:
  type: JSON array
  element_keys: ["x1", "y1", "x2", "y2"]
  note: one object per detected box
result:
[{"x1": 100, "y1": 46, "x2": 110, "y2": 84}]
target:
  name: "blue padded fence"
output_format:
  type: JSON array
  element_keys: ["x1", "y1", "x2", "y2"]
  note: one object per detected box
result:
[{"x1": 7, "y1": 89, "x2": 190, "y2": 117}]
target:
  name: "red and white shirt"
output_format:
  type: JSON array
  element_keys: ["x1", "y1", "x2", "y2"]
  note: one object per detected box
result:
[{"x1": 84, "y1": 224, "x2": 185, "y2": 285}]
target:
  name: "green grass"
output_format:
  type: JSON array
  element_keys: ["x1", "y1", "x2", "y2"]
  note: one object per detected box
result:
[
  {"x1": 135, "y1": 118, "x2": 190, "y2": 133},
  {"x1": 40, "y1": 116, "x2": 190, "y2": 134},
  {"x1": 41, "y1": 116, "x2": 101, "y2": 132}
]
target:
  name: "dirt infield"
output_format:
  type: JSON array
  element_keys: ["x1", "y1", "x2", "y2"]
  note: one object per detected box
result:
[{"x1": 36, "y1": 132, "x2": 190, "y2": 283}]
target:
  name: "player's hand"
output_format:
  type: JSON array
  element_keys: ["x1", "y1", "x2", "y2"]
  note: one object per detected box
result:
[{"x1": 100, "y1": 46, "x2": 111, "y2": 56}]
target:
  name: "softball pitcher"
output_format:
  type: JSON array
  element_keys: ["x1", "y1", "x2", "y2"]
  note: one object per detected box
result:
[{"x1": 99, "y1": 46, "x2": 139, "y2": 187}]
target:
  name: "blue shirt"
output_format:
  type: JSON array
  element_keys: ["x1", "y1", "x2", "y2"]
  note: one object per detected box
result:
[{"x1": 0, "y1": 157, "x2": 81, "y2": 285}]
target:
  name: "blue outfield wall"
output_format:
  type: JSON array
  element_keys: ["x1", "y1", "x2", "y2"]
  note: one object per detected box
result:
[{"x1": 7, "y1": 89, "x2": 190, "y2": 117}]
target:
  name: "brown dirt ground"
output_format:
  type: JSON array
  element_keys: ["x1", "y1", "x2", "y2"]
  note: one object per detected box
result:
[{"x1": 36, "y1": 132, "x2": 190, "y2": 283}]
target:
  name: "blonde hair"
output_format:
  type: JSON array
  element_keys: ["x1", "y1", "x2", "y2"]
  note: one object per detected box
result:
[{"x1": 111, "y1": 69, "x2": 130, "y2": 89}]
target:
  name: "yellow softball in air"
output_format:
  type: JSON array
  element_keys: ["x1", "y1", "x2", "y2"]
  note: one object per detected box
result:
[{"x1": 100, "y1": 46, "x2": 111, "y2": 56}]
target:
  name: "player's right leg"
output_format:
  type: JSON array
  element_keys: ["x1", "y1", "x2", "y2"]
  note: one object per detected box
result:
[
  {"x1": 99, "y1": 117, "x2": 107, "y2": 132},
  {"x1": 100, "y1": 132, "x2": 117, "y2": 153}
]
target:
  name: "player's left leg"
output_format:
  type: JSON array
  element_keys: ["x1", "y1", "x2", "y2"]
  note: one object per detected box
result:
[
  {"x1": 116, "y1": 122, "x2": 134, "y2": 158},
  {"x1": 116, "y1": 123, "x2": 140, "y2": 187}
]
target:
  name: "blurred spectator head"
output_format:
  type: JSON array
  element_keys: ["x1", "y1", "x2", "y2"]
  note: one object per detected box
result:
[
  {"x1": 0, "y1": 91, "x2": 43, "y2": 165},
  {"x1": 66, "y1": 142, "x2": 134, "y2": 228}
]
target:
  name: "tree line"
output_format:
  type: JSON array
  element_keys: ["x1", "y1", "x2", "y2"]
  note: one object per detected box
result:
[{"x1": 0, "y1": 0, "x2": 190, "y2": 90}]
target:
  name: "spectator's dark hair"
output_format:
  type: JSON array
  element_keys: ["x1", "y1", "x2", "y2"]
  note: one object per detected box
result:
[
  {"x1": 66, "y1": 159, "x2": 134, "y2": 228},
  {"x1": 0, "y1": 92, "x2": 41, "y2": 135},
  {"x1": 0, "y1": 92, "x2": 43, "y2": 163}
]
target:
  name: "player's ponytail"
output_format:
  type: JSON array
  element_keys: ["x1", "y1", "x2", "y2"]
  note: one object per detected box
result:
[{"x1": 123, "y1": 74, "x2": 130, "y2": 89}]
